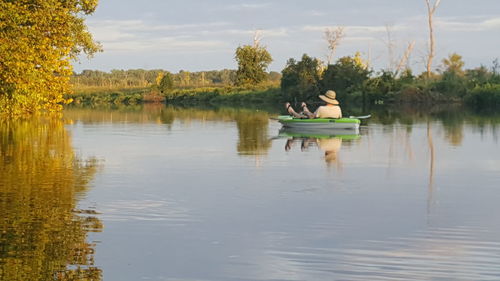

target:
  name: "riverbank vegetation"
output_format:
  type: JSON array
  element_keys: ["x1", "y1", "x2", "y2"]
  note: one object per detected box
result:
[
  {"x1": 282, "y1": 53, "x2": 500, "y2": 107},
  {"x1": 68, "y1": 52, "x2": 500, "y2": 109}
]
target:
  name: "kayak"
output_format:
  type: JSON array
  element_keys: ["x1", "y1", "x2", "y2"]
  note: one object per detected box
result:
[{"x1": 277, "y1": 115, "x2": 361, "y2": 130}]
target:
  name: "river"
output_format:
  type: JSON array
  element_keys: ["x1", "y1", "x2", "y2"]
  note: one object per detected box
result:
[{"x1": 1, "y1": 104, "x2": 500, "y2": 281}]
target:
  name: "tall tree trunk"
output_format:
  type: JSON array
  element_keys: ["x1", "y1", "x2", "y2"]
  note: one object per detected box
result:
[{"x1": 425, "y1": 0, "x2": 441, "y2": 79}]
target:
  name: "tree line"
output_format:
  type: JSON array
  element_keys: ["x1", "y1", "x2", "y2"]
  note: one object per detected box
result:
[{"x1": 71, "y1": 69, "x2": 281, "y2": 90}]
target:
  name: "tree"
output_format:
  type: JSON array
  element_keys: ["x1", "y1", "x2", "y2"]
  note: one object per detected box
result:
[
  {"x1": 395, "y1": 41, "x2": 416, "y2": 76},
  {"x1": 158, "y1": 72, "x2": 174, "y2": 93},
  {"x1": 280, "y1": 54, "x2": 322, "y2": 102},
  {"x1": 436, "y1": 53, "x2": 466, "y2": 97},
  {"x1": 0, "y1": 0, "x2": 101, "y2": 116},
  {"x1": 324, "y1": 26, "x2": 345, "y2": 65},
  {"x1": 425, "y1": 0, "x2": 441, "y2": 78},
  {"x1": 234, "y1": 41, "x2": 273, "y2": 86},
  {"x1": 321, "y1": 52, "x2": 370, "y2": 98},
  {"x1": 442, "y1": 53, "x2": 465, "y2": 76}
]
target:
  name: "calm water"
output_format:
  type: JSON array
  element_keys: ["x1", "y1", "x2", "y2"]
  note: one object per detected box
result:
[{"x1": 1, "y1": 104, "x2": 500, "y2": 281}]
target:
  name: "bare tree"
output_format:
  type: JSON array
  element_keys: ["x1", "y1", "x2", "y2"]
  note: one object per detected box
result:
[
  {"x1": 395, "y1": 41, "x2": 416, "y2": 76},
  {"x1": 324, "y1": 26, "x2": 345, "y2": 65},
  {"x1": 253, "y1": 30, "x2": 263, "y2": 48},
  {"x1": 384, "y1": 24, "x2": 396, "y2": 71},
  {"x1": 425, "y1": 0, "x2": 441, "y2": 78}
]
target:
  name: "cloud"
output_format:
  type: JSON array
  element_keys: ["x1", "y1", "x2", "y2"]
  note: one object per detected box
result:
[
  {"x1": 102, "y1": 37, "x2": 226, "y2": 53},
  {"x1": 301, "y1": 24, "x2": 406, "y2": 35},
  {"x1": 88, "y1": 19, "x2": 230, "y2": 33},
  {"x1": 219, "y1": 2, "x2": 272, "y2": 11},
  {"x1": 437, "y1": 16, "x2": 500, "y2": 32},
  {"x1": 88, "y1": 19, "x2": 288, "y2": 53}
]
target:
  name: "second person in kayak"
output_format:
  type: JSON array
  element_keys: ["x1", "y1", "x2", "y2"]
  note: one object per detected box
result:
[{"x1": 285, "y1": 90, "x2": 342, "y2": 119}]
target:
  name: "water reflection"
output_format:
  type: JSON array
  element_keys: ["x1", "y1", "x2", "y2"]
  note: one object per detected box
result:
[
  {"x1": 0, "y1": 118, "x2": 102, "y2": 281},
  {"x1": 58, "y1": 104, "x2": 500, "y2": 281},
  {"x1": 65, "y1": 104, "x2": 274, "y2": 156},
  {"x1": 235, "y1": 112, "x2": 271, "y2": 156},
  {"x1": 279, "y1": 128, "x2": 360, "y2": 165}
]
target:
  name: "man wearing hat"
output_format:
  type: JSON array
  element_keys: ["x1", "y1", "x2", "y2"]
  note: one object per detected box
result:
[{"x1": 285, "y1": 90, "x2": 342, "y2": 119}]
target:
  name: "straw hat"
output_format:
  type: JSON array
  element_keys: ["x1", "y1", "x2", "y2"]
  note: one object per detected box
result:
[{"x1": 319, "y1": 90, "x2": 339, "y2": 105}]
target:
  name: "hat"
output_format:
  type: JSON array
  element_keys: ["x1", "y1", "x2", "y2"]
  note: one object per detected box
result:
[{"x1": 319, "y1": 90, "x2": 339, "y2": 105}]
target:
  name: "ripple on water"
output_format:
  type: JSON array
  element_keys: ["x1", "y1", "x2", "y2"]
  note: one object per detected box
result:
[
  {"x1": 261, "y1": 226, "x2": 500, "y2": 281},
  {"x1": 97, "y1": 199, "x2": 194, "y2": 225}
]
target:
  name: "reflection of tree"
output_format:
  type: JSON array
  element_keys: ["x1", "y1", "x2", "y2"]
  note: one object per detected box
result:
[
  {"x1": 437, "y1": 111, "x2": 465, "y2": 146},
  {"x1": 235, "y1": 112, "x2": 271, "y2": 156},
  {"x1": 0, "y1": 118, "x2": 102, "y2": 281}
]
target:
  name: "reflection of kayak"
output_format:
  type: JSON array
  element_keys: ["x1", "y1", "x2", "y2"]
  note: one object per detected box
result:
[
  {"x1": 277, "y1": 115, "x2": 361, "y2": 130},
  {"x1": 278, "y1": 127, "x2": 360, "y2": 140}
]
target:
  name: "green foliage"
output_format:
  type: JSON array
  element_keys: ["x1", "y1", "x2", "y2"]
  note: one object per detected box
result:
[
  {"x1": 363, "y1": 70, "x2": 399, "y2": 103},
  {"x1": 66, "y1": 88, "x2": 148, "y2": 105},
  {"x1": 159, "y1": 72, "x2": 174, "y2": 93},
  {"x1": 235, "y1": 45, "x2": 273, "y2": 86},
  {"x1": 161, "y1": 85, "x2": 281, "y2": 106},
  {"x1": 280, "y1": 54, "x2": 322, "y2": 102},
  {"x1": 465, "y1": 84, "x2": 500, "y2": 107},
  {"x1": 433, "y1": 71, "x2": 467, "y2": 98},
  {"x1": 321, "y1": 54, "x2": 370, "y2": 98},
  {"x1": 0, "y1": 0, "x2": 101, "y2": 116},
  {"x1": 466, "y1": 66, "x2": 491, "y2": 88}
]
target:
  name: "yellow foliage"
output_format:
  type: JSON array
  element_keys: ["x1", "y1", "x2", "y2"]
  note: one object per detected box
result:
[
  {"x1": 0, "y1": 0, "x2": 101, "y2": 116},
  {"x1": 353, "y1": 51, "x2": 368, "y2": 70}
]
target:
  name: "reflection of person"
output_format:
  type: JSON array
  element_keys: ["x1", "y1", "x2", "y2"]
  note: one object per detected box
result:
[
  {"x1": 317, "y1": 137, "x2": 342, "y2": 163},
  {"x1": 284, "y1": 136, "x2": 342, "y2": 164},
  {"x1": 285, "y1": 90, "x2": 342, "y2": 119}
]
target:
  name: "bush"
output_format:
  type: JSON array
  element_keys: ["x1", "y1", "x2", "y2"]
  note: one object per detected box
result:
[
  {"x1": 464, "y1": 84, "x2": 500, "y2": 107},
  {"x1": 280, "y1": 54, "x2": 322, "y2": 102},
  {"x1": 321, "y1": 53, "x2": 370, "y2": 99}
]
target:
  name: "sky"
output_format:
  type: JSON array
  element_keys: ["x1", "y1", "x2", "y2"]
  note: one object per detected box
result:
[{"x1": 74, "y1": 0, "x2": 500, "y2": 74}]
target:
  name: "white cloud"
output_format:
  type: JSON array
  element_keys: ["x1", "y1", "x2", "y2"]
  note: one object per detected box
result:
[
  {"x1": 220, "y1": 2, "x2": 272, "y2": 11},
  {"x1": 89, "y1": 19, "x2": 288, "y2": 53},
  {"x1": 102, "y1": 37, "x2": 227, "y2": 53},
  {"x1": 88, "y1": 19, "x2": 230, "y2": 33},
  {"x1": 437, "y1": 16, "x2": 500, "y2": 32},
  {"x1": 301, "y1": 24, "x2": 406, "y2": 35}
]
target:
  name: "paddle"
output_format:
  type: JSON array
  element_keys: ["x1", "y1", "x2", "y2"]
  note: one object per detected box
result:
[{"x1": 349, "y1": 114, "x2": 372, "y2": 119}]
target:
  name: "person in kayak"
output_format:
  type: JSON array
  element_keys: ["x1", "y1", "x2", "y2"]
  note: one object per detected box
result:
[{"x1": 285, "y1": 90, "x2": 342, "y2": 119}]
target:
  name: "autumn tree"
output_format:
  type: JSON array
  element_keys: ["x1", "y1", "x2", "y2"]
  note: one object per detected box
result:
[
  {"x1": 435, "y1": 53, "x2": 467, "y2": 97},
  {"x1": 234, "y1": 35, "x2": 273, "y2": 86},
  {"x1": 442, "y1": 53, "x2": 465, "y2": 76},
  {"x1": 0, "y1": 0, "x2": 101, "y2": 116}
]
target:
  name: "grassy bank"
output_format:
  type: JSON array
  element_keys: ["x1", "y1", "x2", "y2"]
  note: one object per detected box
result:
[
  {"x1": 66, "y1": 86, "x2": 151, "y2": 105},
  {"x1": 163, "y1": 86, "x2": 281, "y2": 104},
  {"x1": 66, "y1": 84, "x2": 283, "y2": 107}
]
